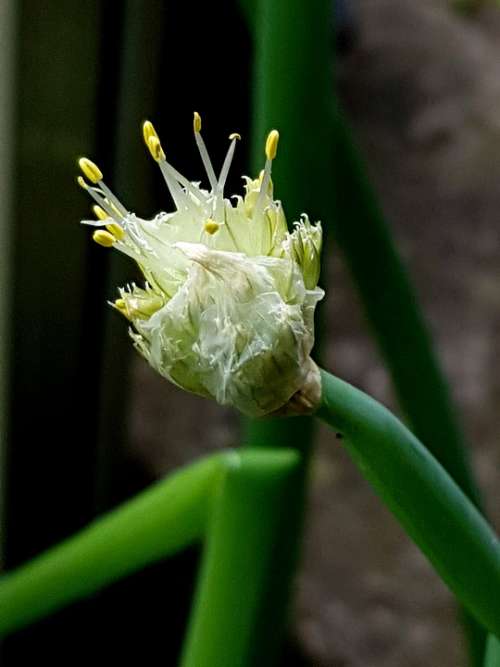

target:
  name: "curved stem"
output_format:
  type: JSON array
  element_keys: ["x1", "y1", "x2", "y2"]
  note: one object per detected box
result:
[
  {"x1": 317, "y1": 369, "x2": 500, "y2": 637},
  {"x1": 0, "y1": 451, "x2": 232, "y2": 637}
]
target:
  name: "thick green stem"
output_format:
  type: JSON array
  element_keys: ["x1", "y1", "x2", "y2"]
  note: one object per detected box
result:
[
  {"x1": 241, "y1": 1, "x2": 334, "y2": 659},
  {"x1": 0, "y1": 452, "x2": 231, "y2": 637},
  {"x1": 249, "y1": 0, "x2": 334, "y2": 222},
  {"x1": 317, "y1": 370, "x2": 500, "y2": 637},
  {"x1": 243, "y1": 0, "x2": 485, "y2": 659},
  {"x1": 243, "y1": 0, "x2": 333, "y2": 451},
  {"x1": 485, "y1": 635, "x2": 500, "y2": 667},
  {"x1": 180, "y1": 449, "x2": 301, "y2": 667}
]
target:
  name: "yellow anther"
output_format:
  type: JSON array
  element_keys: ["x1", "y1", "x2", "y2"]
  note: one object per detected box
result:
[
  {"x1": 93, "y1": 229, "x2": 116, "y2": 247},
  {"x1": 147, "y1": 135, "x2": 165, "y2": 162},
  {"x1": 106, "y1": 222, "x2": 125, "y2": 240},
  {"x1": 142, "y1": 120, "x2": 159, "y2": 146},
  {"x1": 77, "y1": 175, "x2": 89, "y2": 190},
  {"x1": 265, "y1": 130, "x2": 279, "y2": 160},
  {"x1": 204, "y1": 219, "x2": 220, "y2": 235},
  {"x1": 143, "y1": 121, "x2": 164, "y2": 161},
  {"x1": 193, "y1": 111, "x2": 202, "y2": 133},
  {"x1": 229, "y1": 132, "x2": 241, "y2": 141},
  {"x1": 79, "y1": 157, "x2": 103, "y2": 184},
  {"x1": 114, "y1": 297, "x2": 128, "y2": 312},
  {"x1": 93, "y1": 204, "x2": 108, "y2": 221},
  {"x1": 113, "y1": 298, "x2": 131, "y2": 320}
]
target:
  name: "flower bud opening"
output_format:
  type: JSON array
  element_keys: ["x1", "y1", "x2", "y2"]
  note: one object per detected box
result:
[{"x1": 78, "y1": 117, "x2": 324, "y2": 417}]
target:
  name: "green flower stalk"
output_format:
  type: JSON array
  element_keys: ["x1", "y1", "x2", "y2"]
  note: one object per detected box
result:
[{"x1": 78, "y1": 116, "x2": 323, "y2": 417}]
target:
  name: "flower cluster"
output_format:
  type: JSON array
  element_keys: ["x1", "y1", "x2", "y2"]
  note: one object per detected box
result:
[{"x1": 78, "y1": 115, "x2": 323, "y2": 416}]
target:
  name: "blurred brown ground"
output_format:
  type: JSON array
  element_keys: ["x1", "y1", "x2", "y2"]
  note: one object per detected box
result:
[{"x1": 127, "y1": 1, "x2": 500, "y2": 665}]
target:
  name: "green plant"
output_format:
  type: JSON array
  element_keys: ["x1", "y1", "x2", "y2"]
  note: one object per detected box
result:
[{"x1": 1, "y1": 1, "x2": 499, "y2": 665}]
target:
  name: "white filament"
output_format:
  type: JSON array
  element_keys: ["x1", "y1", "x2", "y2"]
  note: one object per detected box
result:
[{"x1": 194, "y1": 131, "x2": 218, "y2": 192}]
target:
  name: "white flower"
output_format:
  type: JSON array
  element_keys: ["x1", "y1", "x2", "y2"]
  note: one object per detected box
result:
[{"x1": 78, "y1": 114, "x2": 324, "y2": 417}]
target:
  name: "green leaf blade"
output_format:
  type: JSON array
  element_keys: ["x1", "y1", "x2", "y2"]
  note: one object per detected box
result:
[{"x1": 0, "y1": 451, "x2": 231, "y2": 637}]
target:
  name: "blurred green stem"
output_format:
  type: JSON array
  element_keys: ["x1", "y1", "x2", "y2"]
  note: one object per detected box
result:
[
  {"x1": 180, "y1": 449, "x2": 301, "y2": 667},
  {"x1": 318, "y1": 370, "x2": 500, "y2": 637},
  {"x1": 452, "y1": 0, "x2": 486, "y2": 16},
  {"x1": 331, "y1": 75, "x2": 486, "y2": 667},
  {"x1": 242, "y1": 1, "x2": 486, "y2": 661},
  {"x1": 0, "y1": 451, "x2": 231, "y2": 637},
  {"x1": 2, "y1": 376, "x2": 498, "y2": 654},
  {"x1": 243, "y1": 0, "x2": 333, "y2": 450},
  {"x1": 241, "y1": 1, "x2": 334, "y2": 660},
  {"x1": 485, "y1": 635, "x2": 500, "y2": 667},
  {"x1": 331, "y1": 113, "x2": 482, "y2": 510}
]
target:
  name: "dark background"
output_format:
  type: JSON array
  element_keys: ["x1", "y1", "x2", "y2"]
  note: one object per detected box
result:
[{"x1": 1, "y1": 1, "x2": 500, "y2": 665}]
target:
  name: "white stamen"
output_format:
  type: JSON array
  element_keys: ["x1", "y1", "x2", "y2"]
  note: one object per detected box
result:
[
  {"x1": 85, "y1": 185, "x2": 122, "y2": 222},
  {"x1": 81, "y1": 218, "x2": 111, "y2": 227},
  {"x1": 194, "y1": 131, "x2": 218, "y2": 192},
  {"x1": 211, "y1": 136, "x2": 240, "y2": 223},
  {"x1": 97, "y1": 181, "x2": 128, "y2": 217},
  {"x1": 253, "y1": 158, "x2": 273, "y2": 220},
  {"x1": 158, "y1": 160, "x2": 202, "y2": 214},
  {"x1": 166, "y1": 162, "x2": 209, "y2": 205},
  {"x1": 217, "y1": 137, "x2": 238, "y2": 195},
  {"x1": 158, "y1": 160, "x2": 191, "y2": 211}
]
